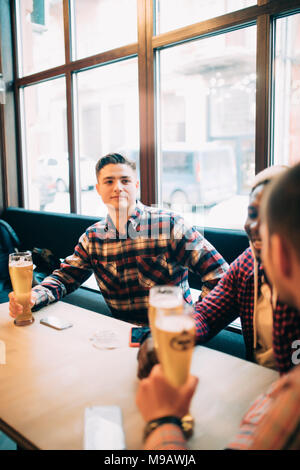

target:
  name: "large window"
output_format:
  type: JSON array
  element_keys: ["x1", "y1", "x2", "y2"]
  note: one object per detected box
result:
[
  {"x1": 273, "y1": 13, "x2": 300, "y2": 167},
  {"x1": 15, "y1": 0, "x2": 139, "y2": 215},
  {"x1": 2, "y1": 0, "x2": 300, "y2": 229},
  {"x1": 17, "y1": 0, "x2": 65, "y2": 77},
  {"x1": 22, "y1": 78, "x2": 69, "y2": 212},
  {"x1": 155, "y1": 0, "x2": 256, "y2": 34},
  {"x1": 157, "y1": 27, "x2": 256, "y2": 229},
  {"x1": 76, "y1": 59, "x2": 139, "y2": 216},
  {"x1": 72, "y1": 0, "x2": 138, "y2": 59}
]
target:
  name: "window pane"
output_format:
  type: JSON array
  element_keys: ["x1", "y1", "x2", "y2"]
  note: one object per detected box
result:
[
  {"x1": 17, "y1": 0, "x2": 65, "y2": 77},
  {"x1": 72, "y1": 0, "x2": 137, "y2": 60},
  {"x1": 22, "y1": 78, "x2": 70, "y2": 213},
  {"x1": 273, "y1": 14, "x2": 300, "y2": 166},
  {"x1": 76, "y1": 58, "x2": 140, "y2": 216},
  {"x1": 158, "y1": 27, "x2": 256, "y2": 230},
  {"x1": 156, "y1": 0, "x2": 256, "y2": 34}
]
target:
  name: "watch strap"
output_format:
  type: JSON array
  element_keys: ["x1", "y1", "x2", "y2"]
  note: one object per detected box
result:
[{"x1": 143, "y1": 416, "x2": 183, "y2": 441}]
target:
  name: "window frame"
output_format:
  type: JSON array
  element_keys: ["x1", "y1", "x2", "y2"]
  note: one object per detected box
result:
[{"x1": 1, "y1": 0, "x2": 300, "y2": 213}]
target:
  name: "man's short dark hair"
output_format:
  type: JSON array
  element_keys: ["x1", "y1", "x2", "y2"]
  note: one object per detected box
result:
[
  {"x1": 262, "y1": 163, "x2": 300, "y2": 259},
  {"x1": 95, "y1": 153, "x2": 136, "y2": 179}
]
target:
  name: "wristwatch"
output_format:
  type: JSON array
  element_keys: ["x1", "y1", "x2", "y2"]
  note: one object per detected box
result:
[{"x1": 143, "y1": 416, "x2": 183, "y2": 441}]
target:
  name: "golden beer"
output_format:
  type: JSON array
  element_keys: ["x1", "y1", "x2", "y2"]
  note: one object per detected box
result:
[
  {"x1": 9, "y1": 251, "x2": 34, "y2": 326},
  {"x1": 148, "y1": 286, "x2": 183, "y2": 350},
  {"x1": 155, "y1": 313, "x2": 195, "y2": 387},
  {"x1": 155, "y1": 303, "x2": 196, "y2": 439}
]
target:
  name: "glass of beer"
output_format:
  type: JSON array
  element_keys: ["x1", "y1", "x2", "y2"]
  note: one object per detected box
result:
[
  {"x1": 148, "y1": 285, "x2": 183, "y2": 352},
  {"x1": 155, "y1": 302, "x2": 196, "y2": 438},
  {"x1": 9, "y1": 251, "x2": 34, "y2": 326}
]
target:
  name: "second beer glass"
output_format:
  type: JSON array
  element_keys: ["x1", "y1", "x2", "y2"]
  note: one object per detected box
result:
[
  {"x1": 9, "y1": 251, "x2": 34, "y2": 326},
  {"x1": 148, "y1": 286, "x2": 183, "y2": 351},
  {"x1": 155, "y1": 302, "x2": 196, "y2": 387},
  {"x1": 155, "y1": 302, "x2": 196, "y2": 438}
]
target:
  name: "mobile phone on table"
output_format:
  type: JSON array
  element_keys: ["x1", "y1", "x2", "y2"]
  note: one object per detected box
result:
[
  {"x1": 129, "y1": 326, "x2": 150, "y2": 347},
  {"x1": 40, "y1": 316, "x2": 73, "y2": 330},
  {"x1": 84, "y1": 405, "x2": 126, "y2": 450}
]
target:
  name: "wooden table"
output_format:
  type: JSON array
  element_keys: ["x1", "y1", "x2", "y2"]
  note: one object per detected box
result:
[{"x1": 0, "y1": 301, "x2": 279, "y2": 450}]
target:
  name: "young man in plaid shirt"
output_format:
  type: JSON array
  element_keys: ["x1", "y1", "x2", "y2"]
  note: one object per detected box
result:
[
  {"x1": 136, "y1": 164, "x2": 300, "y2": 450},
  {"x1": 9, "y1": 153, "x2": 228, "y2": 325}
]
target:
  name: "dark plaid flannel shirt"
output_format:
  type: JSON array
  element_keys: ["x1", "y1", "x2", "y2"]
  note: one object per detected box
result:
[
  {"x1": 32, "y1": 202, "x2": 228, "y2": 324},
  {"x1": 194, "y1": 247, "x2": 300, "y2": 374}
]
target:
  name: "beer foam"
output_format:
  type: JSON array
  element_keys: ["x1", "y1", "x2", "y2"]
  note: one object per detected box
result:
[
  {"x1": 9, "y1": 260, "x2": 33, "y2": 267},
  {"x1": 156, "y1": 314, "x2": 194, "y2": 332},
  {"x1": 150, "y1": 295, "x2": 182, "y2": 308}
]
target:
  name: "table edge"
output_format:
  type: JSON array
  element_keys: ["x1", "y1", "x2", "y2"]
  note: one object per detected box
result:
[{"x1": 0, "y1": 418, "x2": 39, "y2": 450}]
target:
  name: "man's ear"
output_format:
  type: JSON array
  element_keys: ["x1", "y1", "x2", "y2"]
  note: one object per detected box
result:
[
  {"x1": 271, "y1": 233, "x2": 292, "y2": 279},
  {"x1": 96, "y1": 182, "x2": 101, "y2": 196},
  {"x1": 136, "y1": 179, "x2": 140, "y2": 190}
]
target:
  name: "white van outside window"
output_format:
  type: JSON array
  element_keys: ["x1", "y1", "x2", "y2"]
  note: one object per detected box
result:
[{"x1": 161, "y1": 143, "x2": 237, "y2": 209}]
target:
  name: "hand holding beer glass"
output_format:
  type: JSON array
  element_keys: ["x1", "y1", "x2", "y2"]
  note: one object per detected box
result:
[
  {"x1": 155, "y1": 301, "x2": 196, "y2": 438},
  {"x1": 9, "y1": 251, "x2": 34, "y2": 326}
]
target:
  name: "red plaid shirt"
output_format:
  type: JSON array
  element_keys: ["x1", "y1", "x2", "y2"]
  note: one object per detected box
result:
[
  {"x1": 194, "y1": 247, "x2": 300, "y2": 374},
  {"x1": 32, "y1": 202, "x2": 228, "y2": 324}
]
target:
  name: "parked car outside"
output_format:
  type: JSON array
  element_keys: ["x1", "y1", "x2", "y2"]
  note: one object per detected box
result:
[
  {"x1": 161, "y1": 143, "x2": 237, "y2": 209},
  {"x1": 38, "y1": 174, "x2": 56, "y2": 210},
  {"x1": 122, "y1": 143, "x2": 237, "y2": 209},
  {"x1": 38, "y1": 154, "x2": 96, "y2": 192},
  {"x1": 31, "y1": 170, "x2": 56, "y2": 211}
]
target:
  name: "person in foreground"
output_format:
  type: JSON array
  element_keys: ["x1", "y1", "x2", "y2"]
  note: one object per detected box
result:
[
  {"x1": 136, "y1": 163, "x2": 300, "y2": 450},
  {"x1": 9, "y1": 153, "x2": 228, "y2": 325},
  {"x1": 138, "y1": 165, "x2": 300, "y2": 377}
]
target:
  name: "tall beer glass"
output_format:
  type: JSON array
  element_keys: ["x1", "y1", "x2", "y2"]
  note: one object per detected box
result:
[
  {"x1": 155, "y1": 302, "x2": 195, "y2": 387},
  {"x1": 9, "y1": 251, "x2": 34, "y2": 326},
  {"x1": 148, "y1": 286, "x2": 183, "y2": 351},
  {"x1": 155, "y1": 302, "x2": 196, "y2": 438}
]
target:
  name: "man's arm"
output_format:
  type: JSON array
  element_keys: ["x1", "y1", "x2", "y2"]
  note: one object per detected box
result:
[
  {"x1": 193, "y1": 258, "x2": 241, "y2": 342},
  {"x1": 228, "y1": 365, "x2": 300, "y2": 450},
  {"x1": 137, "y1": 255, "x2": 242, "y2": 378},
  {"x1": 170, "y1": 216, "x2": 229, "y2": 295},
  {"x1": 32, "y1": 232, "x2": 93, "y2": 311},
  {"x1": 136, "y1": 365, "x2": 198, "y2": 450},
  {"x1": 139, "y1": 367, "x2": 300, "y2": 451},
  {"x1": 143, "y1": 422, "x2": 187, "y2": 451}
]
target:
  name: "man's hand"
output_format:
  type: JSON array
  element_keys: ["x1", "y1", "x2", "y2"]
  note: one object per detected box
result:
[
  {"x1": 136, "y1": 364, "x2": 198, "y2": 423},
  {"x1": 137, "y1": 335, "x2": 159, "y2": 379},
  {"x1": 8, "y1": 291, "x2": 36, "y2": 319}
]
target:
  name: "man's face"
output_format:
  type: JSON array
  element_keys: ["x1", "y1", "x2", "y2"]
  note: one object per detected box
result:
[
  {"x1": 96, "y1": 163, "x2": 139, "y2": 212},
  {"x1": 244, "y1": 184, "x2": 265, "y2": 261},
  {"x1": 260, "y1": 222, "x2": 295, "y2": 306}
]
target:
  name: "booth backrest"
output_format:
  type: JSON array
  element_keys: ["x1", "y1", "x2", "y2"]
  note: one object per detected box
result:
[
  {"x1": 1, "y1": 207, "x2": 249, "y2": 288},
  {"x1": 1, "y1": 207, "x2": 100, "y2": 260}
]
